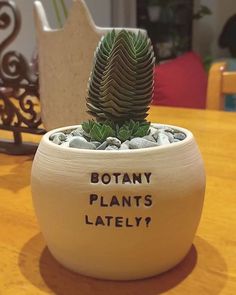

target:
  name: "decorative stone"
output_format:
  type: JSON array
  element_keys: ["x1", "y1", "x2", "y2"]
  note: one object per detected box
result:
[
  {"x1": 71, "y1": 127, "x2": 84, "y2": 136},
  {"x1": 97, "y1": 141, "x2": 108, "y2": 150},
  {"x1": 120, "y1": 140, "x2": 130, "y2": 150},
  {"x1": 143, "y1": 127, "x2": 157, "y2": 142},
  {"x1": 91, "y1": 141, "x2": 101, "y2": 148},
  {"x1": 105, "y1": 145, "x2": 119, "y2": 151},
  {"x1": 69, "y1": 137, "x2": 96, "y2": 150},
  {"x1": 164, "y1": 127, "x2": 175, "y2": 134},
  {"x1": 142, "y1": 134, "x2": 157, "y2": 142},
  {"x1": 157, "y1": 133, "x2": 171, "y2": 146},
  {"x1": 149, "y1": 127, "x2": 158, "y2": 136},
  {"x1": 50, "y1": 126, "x2": 187, "y2": 149},
  {"x1": 129, "y1": 138, "x2": 158, "y2": 149},
  {"x1": 106, "y1": 137, "x2": 121, "y2": 147},
  {"x1": 65, "y1": 134, "x2": 74, "y2": 142},
  {"x1": 152, "y1": 124, "x2": 175, "y2": 134},
  {"x1": 50, "y1": 132, "x2": 67, "y2": 141},
  {"x1": 174, "y1": 132, "x2": 186, "y2": 140},
  {"x1": 151, "y1": 130, "x2": 159, "y2": 141},
  {"x1": 82, "y1": 131, "x2": 91, "y2": 140},
  {"x1": 51, "y1": 132, "x2": 67, "y2": 145},
  {"x1": 52, "y1": 136, "x2": 62, "y2": 145},
  {"x1": 165, "y1": 132, "x2": 175, "y2": 143},
  {"x1": 61, "y1": 141, "x2": 70, "y2": 147}
]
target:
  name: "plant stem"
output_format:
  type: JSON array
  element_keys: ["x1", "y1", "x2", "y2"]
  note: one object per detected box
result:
[
  {"x1": 59, "y1": 0, "x2": 68, "y2": 19},
  {"x1": 52, "y1": 0, "x2": 63, "y2": 28}
]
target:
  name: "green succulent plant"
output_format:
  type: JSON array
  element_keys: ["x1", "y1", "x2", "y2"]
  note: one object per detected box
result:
[
  {"x1": 86, "y1": 29, "x2": 155, "y2": 122},
  {"x1": 83, "y1": 29, "x2": 155, "y2": 143},
  {"x1": 82, "y1": 120, "x2": 116, "y2": 143},
  {"x1": 82, "y1": 120, "x2": 150, "y2": 143}
]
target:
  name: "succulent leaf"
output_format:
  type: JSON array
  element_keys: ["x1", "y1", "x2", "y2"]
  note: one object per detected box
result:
[
  {"x1": 117, "y1": 128, "x2": 132, "y2": 142},
  {"x1": 88, "y1": 122, "x2": 115, "y2": 143},
  {"x1": 86, "y1": 30, "x2": 155, "y2": 122},
  {"x1": 133, "y1": 124, "x2": 150, "y2": 138},
  {"x1": 81, "y1": 119, "x2": 150, "y2": 143}
]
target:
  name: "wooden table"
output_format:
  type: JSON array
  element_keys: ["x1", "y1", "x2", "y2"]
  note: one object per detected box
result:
[{"x1": 1, "y1": 106, "x2": 236, "y2": 294}]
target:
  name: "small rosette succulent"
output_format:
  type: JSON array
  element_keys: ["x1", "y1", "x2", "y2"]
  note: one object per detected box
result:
[{"x1": 86, "y1": 30, "x2": 155, "y2": 122}]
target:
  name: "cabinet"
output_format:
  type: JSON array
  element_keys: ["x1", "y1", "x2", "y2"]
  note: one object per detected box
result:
[{"x1": 137, "y1": 0, "x2": 194, "y2": 61}]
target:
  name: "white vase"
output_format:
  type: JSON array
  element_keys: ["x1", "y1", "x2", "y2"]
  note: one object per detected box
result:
[{"x1": 31, "y1": 124, "x2": 205, "y2": 280}]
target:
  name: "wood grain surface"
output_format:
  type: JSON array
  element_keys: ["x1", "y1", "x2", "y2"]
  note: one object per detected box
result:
[{"x1": 0, "y1": 106, "x2": 236, "y2": 294}]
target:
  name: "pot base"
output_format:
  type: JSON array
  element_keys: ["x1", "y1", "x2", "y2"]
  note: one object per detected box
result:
[{"x1": 48, "y1": 244, "x2": 192, "y2": 280}]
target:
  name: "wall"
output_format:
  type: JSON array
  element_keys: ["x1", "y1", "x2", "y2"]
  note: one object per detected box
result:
[
  {"x1": 109, "y1": 0, "x2": 236, "y2": 59},
  {"x1": 86, "y1": 0, "x2": 111, "y2": 27},
  {"x1": 110, "y1": 0, "x2": 236, "y2": 59},
  {"x1": 2, "y1": 0, "x2": 112, "y2": 60},
  {"x1": 193, "y1": 0, "x2": 236, "y2": 58},
  {"x1": 111, "y1": 0, "x2": 136, "y2": 27},
  {"x1": 3, "y1": 0, "x2": 235, "y2": 61}
]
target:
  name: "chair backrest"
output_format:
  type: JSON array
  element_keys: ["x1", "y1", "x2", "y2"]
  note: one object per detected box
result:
[{"x1": 206, "y1": 61, "x2": 236, "y2": 110}]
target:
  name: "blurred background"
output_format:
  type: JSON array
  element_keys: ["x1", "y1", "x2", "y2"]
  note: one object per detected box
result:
[
  {"x1": 4, "y1": 0, "x2": 236, "y2": 61},
  {"x1": 1, "y1": 0, "x2": 236, "y2": 114}
]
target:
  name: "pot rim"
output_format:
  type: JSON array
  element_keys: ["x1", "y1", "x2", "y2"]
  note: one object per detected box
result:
[{"x1": 41, "y1": 123, "x2": 194, "y2": 155}]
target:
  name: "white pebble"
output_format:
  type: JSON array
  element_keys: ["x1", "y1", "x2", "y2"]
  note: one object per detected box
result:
[
  {"x1": 50, "y1": 132, "x2": 67, "y2": 142},
  {"x1": 91, "y1": 141, "x2": 101, "y2": 148},
  {"x1": 165, "y1": 132, "x2": 175, "y2": 143},
  {"x1": 97, "y1": 141, "x2": 108, "y2": 150},
  {"x1": 129, "y1": 138, "x2": 158, "y2": 149},
  {"x1": 157, "y1": 133, "x2": 171, "y2": 146},
  {"x1": 120, "y1": 140, "x2": 130, "y2": 150},
  {"x1": 105, "y1": 145, "x2": 119, "y2": 150},
  {"x1": 71, "y1": 127, "x2": 83, "y2": 136},
  {"x1": 69, "y1": 137, "x2": 96, "y2": 150},
  {"x1": 61, "y1": 141, "x2": 70, "y2": 147},
  {"x1": 174, "y1": 132, "x2": 186, "y2": 140},
  {"x1": 53, "y1": 136, "x2": 62, "y2": 145},
  {"x1": 106, "y1": 137, "x2": 121, "y2": 147}
]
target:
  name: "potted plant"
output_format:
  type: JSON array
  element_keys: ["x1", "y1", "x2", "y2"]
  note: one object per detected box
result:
[{"x1": 31, "y1": 30, "x2": 205, "y2": 280}]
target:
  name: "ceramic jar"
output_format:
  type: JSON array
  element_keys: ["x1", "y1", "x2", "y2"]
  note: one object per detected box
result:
[{"x1": 31, "y1": 124, "x2": 205, "y2": 280}]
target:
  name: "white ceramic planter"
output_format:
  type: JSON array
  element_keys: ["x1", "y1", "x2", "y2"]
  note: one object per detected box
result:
[{"x1": 31, "y1": 124, "x2": 205, "y2": 280}]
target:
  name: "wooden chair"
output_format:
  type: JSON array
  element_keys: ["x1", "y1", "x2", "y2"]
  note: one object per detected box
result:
[{"x1": 207, "y1": 61, "x2": 236, "y2": 110}]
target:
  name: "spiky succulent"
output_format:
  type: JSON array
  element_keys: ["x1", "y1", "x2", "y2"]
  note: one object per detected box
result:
[
  {"x1": 82, "y1": 119, "x2": 150, "y2": 143},
  {"x1": 86, "y1": 30, "x2": 155, "y2": 123}
]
